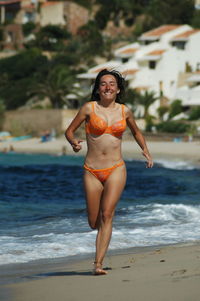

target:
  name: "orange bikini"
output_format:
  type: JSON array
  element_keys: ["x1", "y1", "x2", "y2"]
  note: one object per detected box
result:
[
  {"x1": 85, "y1": 101, "x2": 126, "y2": 138},
  {"x1": 84, "y1": 102, "x2": 126, "y2": 183},
  {"x1": 84, "y1": 161, "x2": 124, "y2": 183}
]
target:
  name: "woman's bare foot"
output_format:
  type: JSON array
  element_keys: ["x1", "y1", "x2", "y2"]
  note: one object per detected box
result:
[{"x1": 93, "y1": 262, "x2": 108, "y2": 276}]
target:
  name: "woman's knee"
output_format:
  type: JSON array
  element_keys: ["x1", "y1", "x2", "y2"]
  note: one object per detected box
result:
[
  {"x1": 88, "y1": 217, "x2": 99, "y2": 230},
  {"x1": 101, "y1": 210, "x2": 114, "y2": 224}
]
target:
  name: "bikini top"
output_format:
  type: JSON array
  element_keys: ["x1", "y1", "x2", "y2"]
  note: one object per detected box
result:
[{"x1": 85, "y1": 102, "x2": 126, "y2": 138}]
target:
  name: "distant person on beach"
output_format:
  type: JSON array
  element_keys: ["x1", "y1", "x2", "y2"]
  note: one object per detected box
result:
[
  {"x1": 41, "y1": 130, "x2": 51, "y2": 143},
  {"x1": 9, "y1": 145, "x2": 15, "y2": 152},
  {"x1": 65, "y1": 69, "x2": 153, "y2": 275},
  {"x1": 61, "y1": 145, "x2": 67, "y2": 155}
]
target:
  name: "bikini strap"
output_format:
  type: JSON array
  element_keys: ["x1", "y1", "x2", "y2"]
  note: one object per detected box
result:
[
  {"x1": 121, "y1": 104, "x2": 126, "y2": 119},
  {"x1": 91, "y1": 101, "x2": 95, "y2": 112}
]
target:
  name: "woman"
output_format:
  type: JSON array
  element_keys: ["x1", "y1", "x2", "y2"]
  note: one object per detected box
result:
[{"x1": 65, "y1": 69, "x2": 153, "y2": 275}]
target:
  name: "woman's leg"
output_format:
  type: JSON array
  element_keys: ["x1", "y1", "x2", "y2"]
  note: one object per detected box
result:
[
  {"x1": 95, "y1": 164, "x2": 127, "y2": 270},
  {"x1": 83, "y1": 170, "x2": 104, "y2": 230},
  {"x1": 83, "y1": 164, "x2": 126, "y2": 274}
]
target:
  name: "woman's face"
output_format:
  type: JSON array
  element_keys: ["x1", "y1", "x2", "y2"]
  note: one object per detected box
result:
[{"x1": 98, "y1": 74, "x2": 120, "y2": 101}]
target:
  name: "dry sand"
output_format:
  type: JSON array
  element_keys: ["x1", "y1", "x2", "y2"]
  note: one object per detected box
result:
[
  {"x1": 1, "y1": 136, "x2": 200, "y2": 166},
  {"x1": 2, "y1": 243, "x2": 200, "y2": 301}
]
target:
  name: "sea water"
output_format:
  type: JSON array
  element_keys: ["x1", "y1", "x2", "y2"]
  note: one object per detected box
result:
[{"x1": 0, "y1": 153, "x2": 200, "y2": 265}]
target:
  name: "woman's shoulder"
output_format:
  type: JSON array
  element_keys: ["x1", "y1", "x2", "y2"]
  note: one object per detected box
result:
[
  {"x1": 121, "y1": 104, "x2": 133, "y2": 118},
  {"x1": 81, "y1": 101, "x2": 94, "y2": 114},
  {"x1": 121, "y1": 103, "x2": 131, "y2": 112}
]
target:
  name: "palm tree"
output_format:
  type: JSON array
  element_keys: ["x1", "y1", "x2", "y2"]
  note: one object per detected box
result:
[
  {"x1": 124, "y1": 88, "x2": 140, "y2": 109},
  {"x1": 31, "y1": 65, "x2": 77, "y2": 108},
  {"x1": 157, "y1": 106, "x2": 169, "y2": 121},
  {"x1": 137, "y1": 90, "x2": 158, "y2": 119}
]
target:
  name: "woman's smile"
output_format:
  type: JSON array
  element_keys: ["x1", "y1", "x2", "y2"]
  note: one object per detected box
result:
[{"x1": 99, "y1": 74, "x2": 120, "y2": 100}]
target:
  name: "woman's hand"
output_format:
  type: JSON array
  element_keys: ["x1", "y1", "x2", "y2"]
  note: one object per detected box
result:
[
  {"x1": 71, "y1": 140, "x2": 83, "y2": 152},
  {"x1": 142, "y1": 150, "x2": 153, "y2": 168}
]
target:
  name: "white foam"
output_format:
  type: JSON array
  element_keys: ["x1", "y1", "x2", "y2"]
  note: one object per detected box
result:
[
  {"x1": 0, "y1": 232, "x2": 96, "y2": 265},
  {"x1": 154, "y1": 159, "x2": 196, "y2": 170},
  {"x1": 1, "y1": 203, "x2": 200, "y2": 265}
]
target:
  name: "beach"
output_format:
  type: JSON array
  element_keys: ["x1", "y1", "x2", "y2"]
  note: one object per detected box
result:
[
  {"x1": 2, "y1": 242, "x2": 200, "y2": 301},
  {"x1": 1, "y1": 136, "x2": 200, "y2": 301},
  {"x1": 1, "y1": 135, "x2": 200, "y2": 165}
]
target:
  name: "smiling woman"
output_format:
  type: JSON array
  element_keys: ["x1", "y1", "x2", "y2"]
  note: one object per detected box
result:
[{"x1": 65, "y1": 69, "x2": 153, "y2": 275}]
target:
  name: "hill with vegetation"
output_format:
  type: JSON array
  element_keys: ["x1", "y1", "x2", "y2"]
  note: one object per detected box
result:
[{"x1": 0, "y1": 0, "x2": 200, "y2": 134}]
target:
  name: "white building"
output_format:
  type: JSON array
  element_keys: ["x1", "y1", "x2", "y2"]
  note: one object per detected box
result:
[
  {"x1": 175, "y1": 71, "x2": 200, "y2": 107},
  {"x1": 78, "y1": 24, "x2": 200, "y2": 116}
]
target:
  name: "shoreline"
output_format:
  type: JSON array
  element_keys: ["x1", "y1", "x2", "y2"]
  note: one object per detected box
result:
[
  {"x1": 0, "y1": 241, "x2": 195, "y2": 286},
  {"x1": 1, "y1": 136, "x2": 200, "y2": 167},
  {"x1": 2, "y1": 241, "x2": 200, "y2": 301},
  {"x1": 1, "y1": 137, "x2": 200, "y2": 300}
]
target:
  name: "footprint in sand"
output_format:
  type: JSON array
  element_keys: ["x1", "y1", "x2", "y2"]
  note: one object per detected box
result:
[
  {"x1": 121, "y1": 265, "x2": 131, "y2": 269},
  {"x1": 122, "y1": 279, "x2": 131, "y2": 282},
  {"x1": 171, "y1": 269, "x2": 187, "y2": 276}
]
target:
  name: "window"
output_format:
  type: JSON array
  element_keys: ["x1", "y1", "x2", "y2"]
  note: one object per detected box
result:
[
  {"x1": 196, "y1": 63, "x2": 200, "y2": 71},
  {"x1": 24, "y1": 12, "x2": 35, "y2": 23},
  {"x1": 171, "y1": 41, "x2": 186, "y2": 50},
  {"x1": 149, "y1": 60, "x2": 156, "y2": 69},
  {"x1": 141, "y1": 39, "x2": 159, "y2": 46},
  {"x1": 122, "y1": 58, "x2": 129, "y2": 63}
]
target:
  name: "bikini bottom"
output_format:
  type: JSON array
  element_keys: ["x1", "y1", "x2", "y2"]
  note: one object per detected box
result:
[{"x1": 83, "y1": 161, "x2": 124, "y2": 183}]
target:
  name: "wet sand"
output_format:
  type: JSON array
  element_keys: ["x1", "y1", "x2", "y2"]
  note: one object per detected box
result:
[{"x1": 2, "y1": 242, "x2": 200, "y2": 301}]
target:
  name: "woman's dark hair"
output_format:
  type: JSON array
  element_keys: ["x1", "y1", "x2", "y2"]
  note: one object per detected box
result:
[{"x1": 91, "y1": 69, "x2": 125, "y2": 103}]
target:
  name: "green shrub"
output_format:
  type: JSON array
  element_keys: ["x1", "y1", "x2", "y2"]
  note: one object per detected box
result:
[
  {"x1": 156, "y1": 121, "x2": 191, "y2": 133},
  {"x1": 189, "y1": 106, "x2": 200, "y2": 120},
  {"x1": 169, "y1": 100, "x2": 182, "y2": 119},
  {"x1": 27, "y1": 25, "x2": 71, "y2": 51},
  {"x1": 0, "y1": 99, "x2": 5, "y2": 130},
  {"x1": 0, "y1": 27, "x2": 3, "y2": 41},
  {"x1": 0, "y1": 49, "x2": 48, "y2": 109},
  {"x1": 192, "y1": 10, "x2": 200, "y2": 29},
  {"x1": 22, "y1": 22, "x2": 36, "y2": 37},
  {"x1": 73, "y1": 0, "x2": 92, "y2": 9},
  {"x1": 145, "y1": 115, "x2": 155, "y2": 132},
  {"x1": 157, "y1": 106, "x2": 169, "y2": 121}
]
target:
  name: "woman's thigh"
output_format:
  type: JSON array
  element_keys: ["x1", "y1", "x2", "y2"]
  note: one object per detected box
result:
[
  {"x1": 101, "y1": 164, "x2": 127, "y2": 214},
  {"x1": 83, "y1": 171, "x2": 104, "y2": 226}
]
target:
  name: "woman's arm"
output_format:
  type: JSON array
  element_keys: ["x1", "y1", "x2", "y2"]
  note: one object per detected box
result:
[
  {"x1": 65, "y1": 103, "x2": 88, "y2": 152},
  {"x1": 125, "y1": 106, "x2": 153, "y2": 168}
]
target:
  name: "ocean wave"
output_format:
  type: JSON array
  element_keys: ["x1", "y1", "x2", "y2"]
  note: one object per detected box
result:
[
  {"x1": 1, "y1": 153, "x2": 200, "y2": 265},
  {"x1": 1, "y1": 203, "x2": 200, "y2": 265},
  {"x1": 154, "y1": 159, "x2": 196, "y2": 170},
  {"x1": 117, "y1": 203, "x2": 200, "y2": 224},
  {"x1": 0, "y1": 231, "x2": 96, "y2": 265}
]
